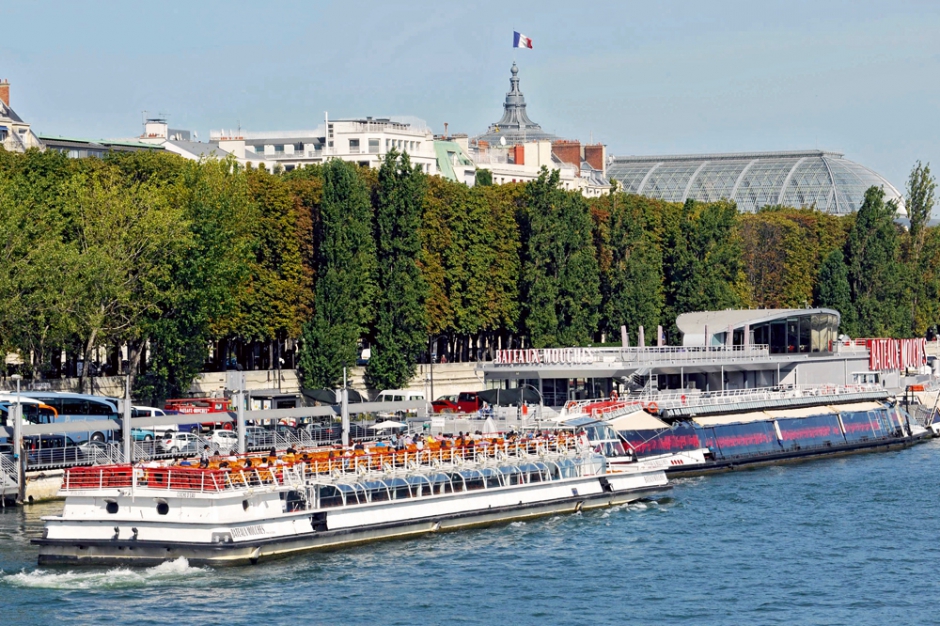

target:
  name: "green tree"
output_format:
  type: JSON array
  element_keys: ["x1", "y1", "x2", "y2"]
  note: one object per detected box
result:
[
  {"x1": 596, "y1": 193, "x2": 664, "y2": 342},
  {"x1": 662, "y1": 199, "x2": 745, "y2": 338},
  {"x1": 519, "y1": 168, "x2": 600, "y2": 347},
  {"x1": 366, "y1": 151, "x2": 428, "y2": 390},
  {"x1": 905, "y1": 161, "x2": 936, "y2": 334},
  {"x1": 815, "y1": 249, "x2": 858, "y2": 337},
  {"x1": 474, "y1": 169, "x2": 493, "y2": 186},
  {"x1": 60, "y1": 168, "x2": 190, "y2": 391},
  {"x1": 297, "y1": 159, "x2": 377, "y2": 389},
  {"x1": 845, "y1": 186, "x2": 904, "y2": 336},
  {"x1": 134, "y1": 158, "x2": 255, "y2": 403}
]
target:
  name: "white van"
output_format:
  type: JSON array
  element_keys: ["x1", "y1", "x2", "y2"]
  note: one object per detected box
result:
[{"x1": 375, "y1": 389, "x2": 426, "y2": 418}]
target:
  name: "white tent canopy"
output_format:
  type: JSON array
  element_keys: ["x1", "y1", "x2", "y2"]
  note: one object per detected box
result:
[
  {"x1": 607, "y1": 409, "x2": 670, "y2": 431},
  {"x1": 371, "y1": 420, "x2": 406, "y2": 430}
]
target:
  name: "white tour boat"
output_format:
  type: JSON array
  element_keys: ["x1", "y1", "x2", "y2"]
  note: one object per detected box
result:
[{"x1": 34, "y1": 436, "x2": 668, "y2": 566}]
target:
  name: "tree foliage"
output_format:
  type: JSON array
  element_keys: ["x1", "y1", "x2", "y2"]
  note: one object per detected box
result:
[
  {"x1": 662, "y1": 199, "x2": 745, "y2": 339},
  {"x1": 844, "y1": 187, "x2": 905, "y2": 337},
  {"x1": 297, "y1": 159, "x2": 376, "y2": 389},
  {"x1": 366, "y1": 151, "x2": 428, "y2": 390},
  {"x1": 1, "y1": 147, "x2": 938, "y2": 400},
  {"x1": 519, "y1": 168, "x2": 600, "y2": 347}
]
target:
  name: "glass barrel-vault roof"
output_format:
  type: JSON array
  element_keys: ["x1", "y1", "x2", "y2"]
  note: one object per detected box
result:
[{"x1": 607, "y1": 150, "x2": 904, "y2": 215}]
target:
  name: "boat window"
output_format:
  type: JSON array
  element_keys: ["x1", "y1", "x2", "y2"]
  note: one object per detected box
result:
[
  {"x1": 459, "y1": 470, "x2": 485, "y2": 491},
  {"x1": 426, "y1": 473, "x2": 453, "y2": 494},
  {"x1": 405, "y1": 475, "x2": 429, "y2": 497},
  {"x1": 387, "y1": 478, "x2": 411, "y2": 500},
  {"x1": 447, "y1": 473, "x2": 464, "y2": 493},
  {"x1": 500, "y1": 466, "x2": 524, "y2": 486},
  {"x1": 336, "y1": 483, "x2": 361, "y2": 505},
  {"x1": 363, "y1": 480, "x2": 391, "y2": 503},
  {"x1": 156, "y1": 501, "x2": 169, "y2": 515},
  {"x1": 319, "y1": 485, "x2": 344, "y2": 508},
  {"x1": 481, "y1": 468, "x2": 502, "y2": 488},
  {"x1": 555, "y1": 458, "x2": 576, "y2": 478},
  {"x1": 106, "y1": 501, "x2": 119, "y2": 514},
  {"x1": 543, "y1": 461, "x2": 561, "y2": 480}
]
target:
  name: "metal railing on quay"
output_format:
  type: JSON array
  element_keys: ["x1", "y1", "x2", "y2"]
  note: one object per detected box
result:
[{"x1": 560, "y1": 383, "x2": 888, "y2": 422}]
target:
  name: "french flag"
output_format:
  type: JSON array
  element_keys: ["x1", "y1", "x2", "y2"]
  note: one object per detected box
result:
[{"x1": 513, "y1": 31, "x2": 533, "y2": 49}]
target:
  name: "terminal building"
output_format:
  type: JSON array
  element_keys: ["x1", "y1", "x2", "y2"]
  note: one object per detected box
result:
[{"x1": 480, "y1": 308, "x2": 925, "y2": 407}]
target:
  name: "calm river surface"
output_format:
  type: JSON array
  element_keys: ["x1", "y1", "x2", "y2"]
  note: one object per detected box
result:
[{"x1": 2, "y1": 440, "x2": 940, "y2": 626}]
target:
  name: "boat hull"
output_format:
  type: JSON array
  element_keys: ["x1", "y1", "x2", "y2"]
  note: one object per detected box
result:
[
  {"x1": 34, "y1": 484, "x2": 665, "y2": 566},
  {"x1": 663, "y1": 435, "x2": 924, "y2": 478}
]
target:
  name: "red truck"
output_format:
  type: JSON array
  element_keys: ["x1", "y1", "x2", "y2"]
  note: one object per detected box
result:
[
  {"x1": 163, "y1": 398, "x2": 234, "y2": 431},
  {"x1": 432, "y1": 391, "x2": 483, "y2": 414}
]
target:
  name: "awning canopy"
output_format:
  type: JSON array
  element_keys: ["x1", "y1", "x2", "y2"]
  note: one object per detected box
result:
[
  {"x1": 913, "y1": 391, "x2": 940, "y2": 407},
  {"x1": 694, "y1": 411, "x2": 772, "y2": 427},
  {"x1": 763, "y1": 406, "x2": 837, "y2": 419},
  {"x1": 830, "y1": 401, "x2": 885, "y2": 413},
  {"x1": 608, "y1": 409, "x2": 670, "y2": 431},
  {"x1": 477, "y1": 387, "x2": 541, "y2": 406}
]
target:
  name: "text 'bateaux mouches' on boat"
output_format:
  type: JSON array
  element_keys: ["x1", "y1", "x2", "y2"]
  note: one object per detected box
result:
[{"x1": 33, "y1": 433, "x2": 668, "y2": 566}]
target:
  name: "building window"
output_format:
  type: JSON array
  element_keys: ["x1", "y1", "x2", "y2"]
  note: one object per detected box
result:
[
  {"x1": 285, "y1": 165, "x2": 295, "y2": 172},
  {"x1": 368, "y1": 138, "x2": 379, "y2": 154},
  {"x1": 274, "y1": 145, "x2": 285, "y2": 154},
  {"x1": 349, "y1": 138, "x2": 360, "y2": 154},
  {"x1": 294, "y1": 143, "x2": 303, "y2": 152}
]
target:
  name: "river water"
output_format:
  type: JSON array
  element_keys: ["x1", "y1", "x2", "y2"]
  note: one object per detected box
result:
[{"x1": 2, "y1": 440, "x2": 939, "y2": 626}]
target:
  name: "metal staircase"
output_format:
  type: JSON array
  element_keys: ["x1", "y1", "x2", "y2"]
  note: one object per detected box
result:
[{"x1": 0, "y1": 453, "x2": 19, "y2": 502}]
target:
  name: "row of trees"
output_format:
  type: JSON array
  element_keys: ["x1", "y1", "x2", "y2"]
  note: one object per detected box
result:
[{"x1": 0, "y1": 147, "x2": 935, "y2": 402}]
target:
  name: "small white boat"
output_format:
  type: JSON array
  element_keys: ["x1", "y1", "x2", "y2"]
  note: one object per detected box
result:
[{"x1": 34, "y1": 437, "x2": 668, "y2": 566}]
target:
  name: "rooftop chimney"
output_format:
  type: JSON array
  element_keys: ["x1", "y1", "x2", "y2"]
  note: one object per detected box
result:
[
  {"x1": 0, "y1": 79, "x2": 9, "y2": 107},
  {"x1": 551, "y1": 140, "x2": 581, "y2": 177}
]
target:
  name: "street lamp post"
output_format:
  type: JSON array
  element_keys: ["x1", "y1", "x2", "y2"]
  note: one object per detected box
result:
[
  {"x1": 519, "y1": 383, "x2": 543, "y2": 430},
  {"x1": 11, "y1": 374, "x2": 23, "y2": 502},
  {"x1": 428, "y1": 334, "x2": 445, "y2": 401}
]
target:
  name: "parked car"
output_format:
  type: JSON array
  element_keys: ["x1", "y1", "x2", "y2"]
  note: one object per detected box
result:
[
  {"x1": 375, "y1": 389, "x2": 426, "y2": 418},
  {"x1": 207, "y1": 429, "x2": 237, "y2": 453},
  {"x1": 131, "y1": 406, "x2": 201, "y2": 439},
  {"x1": 305, "y1": 423, "x2": 368, "y2": 443},
  {"x1": 157, "y1": 432, "x2": 201, "y2": 455},
  {"x1": 431, "y1": 398, "x2": 460, "y2": 413},
  {"x1": 245, "y1": 425, "x2": 277, "y2": 448},
  {"x1": 431, "y1": 391, "x2": 483, "y2": 414},
  {"x1": 305, "y1": 424, "x2": 341, "y2": 443}
]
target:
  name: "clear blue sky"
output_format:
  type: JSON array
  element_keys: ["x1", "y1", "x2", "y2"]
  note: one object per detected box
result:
[{"x1": 3, "y1": 0, "x2": 938, "y2": 193}]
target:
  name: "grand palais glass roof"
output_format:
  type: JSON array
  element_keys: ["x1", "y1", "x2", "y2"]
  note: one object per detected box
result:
[{"x1": 607, "y1": 150, "x2": 904, "y2": 215}]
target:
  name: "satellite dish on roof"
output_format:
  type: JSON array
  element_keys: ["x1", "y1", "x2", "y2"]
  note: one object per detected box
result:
[{"x1": 499, "y1": 136, "x2": 506, "y2": 146}]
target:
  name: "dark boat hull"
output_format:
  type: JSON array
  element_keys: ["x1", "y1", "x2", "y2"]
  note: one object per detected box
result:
[{"x1": 664, "y1": 435, "x2": 925, "y2": 478}]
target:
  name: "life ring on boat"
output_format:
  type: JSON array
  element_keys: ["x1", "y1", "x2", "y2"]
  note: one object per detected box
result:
[
  {"x1": 565, "y1": 401, "x2": 577, "y2": 411},
  {"x1": 610, "y1": 390, "x2": 619, "y2": 401},
  {"x1": 646, "y1": 401, "x2": 659, "y2": 414}
]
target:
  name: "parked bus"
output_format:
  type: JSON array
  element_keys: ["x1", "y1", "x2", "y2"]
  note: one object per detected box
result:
[
  {"x1": 0, "y1": 394, "x2": 59, "y2": 427},
  {"x1": 18, "y1": 392, "x2": 119, "y2": 443}
]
